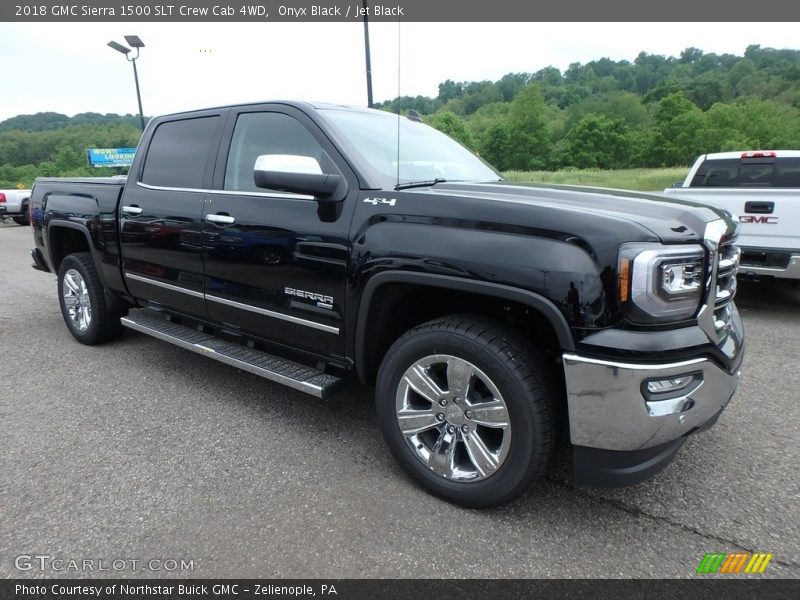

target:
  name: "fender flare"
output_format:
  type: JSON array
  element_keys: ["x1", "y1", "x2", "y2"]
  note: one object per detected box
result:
[
  {"x1": 46, "y1": 220, "x2": 107, "y2": 286},
  {"x1": 354, "y1": 271, "x2": 575, "y2": 382}
]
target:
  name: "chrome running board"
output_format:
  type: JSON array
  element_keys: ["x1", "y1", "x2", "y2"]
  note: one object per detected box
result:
[{"x1": 121, "y1": 310, "x2": 343, "y2": 399}]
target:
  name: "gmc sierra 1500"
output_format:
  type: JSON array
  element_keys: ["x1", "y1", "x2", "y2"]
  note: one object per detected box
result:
[{"x1": 30, "y1": 102, "x2": 744, "y2": 507}]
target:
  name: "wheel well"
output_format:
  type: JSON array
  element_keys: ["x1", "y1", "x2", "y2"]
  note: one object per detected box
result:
[
  {"x1": 359, "y1": 283, "x2": 563, "y2": 384},
  {"x1": 48, "y1": 227, "x2": 91, "y2": 272}
]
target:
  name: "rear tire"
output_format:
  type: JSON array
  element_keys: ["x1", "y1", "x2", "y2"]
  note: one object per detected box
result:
[
  {"x1": 376, "y1": 315, "x2": 558, "y2": 508},
  {"x1": 13, "y1": 203, "x2": 29, "y2": 226},
  {"x1": 57, "y1": 253, "x2": 126, "y2": 345}
]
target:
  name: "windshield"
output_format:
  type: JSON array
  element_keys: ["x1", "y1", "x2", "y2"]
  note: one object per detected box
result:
[{"x1": 319, "y1": 109, "x2": 501, "y2": 188}]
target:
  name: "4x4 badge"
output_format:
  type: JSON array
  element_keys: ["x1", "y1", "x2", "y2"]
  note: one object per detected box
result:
[{"x1": 363, "y1": 197, "x2": 396, "y2": 207}]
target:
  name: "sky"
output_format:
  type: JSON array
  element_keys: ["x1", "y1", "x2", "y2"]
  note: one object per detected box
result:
[{"x1": 1, "y1": 22, "x2": 799, "y2": 122}]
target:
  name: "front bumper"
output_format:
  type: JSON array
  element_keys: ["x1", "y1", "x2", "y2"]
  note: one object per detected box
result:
[{"x1": 563, "y1": 350, "x2": 742, "y2": 453}]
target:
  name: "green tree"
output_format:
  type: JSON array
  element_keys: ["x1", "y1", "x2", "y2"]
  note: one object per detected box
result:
[
  {"x1": 480, "y1": 122, "x2": 514, "y2": 170},
  {"x1": 464, "y1": 102, "x2": 510, "y2": 143},
  {"x1": 568, "y1": 91, "x2": 650, "y2": 128},
  {"x1": 702, "y1": 103, "x2": 751, "y2": 151},
  {"x1": 502, "y1": 84, "x2": 552, "y2": 170},
  {"x1": 684, "y1": 71, "x2": 730, "y2": 110},
  {"x1": 438, "y1": 79, "x2": 463, "y2": 103},
  {"x1": 428, "y1": 111, "x2": 475, "y2": 149},
  {"x1": 645, "y1": 93, "x2": 711, "y2": 165},
  {"x1": 556, "y1": 114, "x2": 630, "y2": 169}
]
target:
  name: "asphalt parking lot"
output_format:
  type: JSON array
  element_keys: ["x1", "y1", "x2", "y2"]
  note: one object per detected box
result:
[{"x1": 1, "y1": 221, "x2": 798, "y2": 579}]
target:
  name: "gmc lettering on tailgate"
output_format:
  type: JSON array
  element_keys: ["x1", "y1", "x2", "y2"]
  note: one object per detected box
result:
[{"x1": 740, "y1": 215, "x2": 778, "y2": 224}]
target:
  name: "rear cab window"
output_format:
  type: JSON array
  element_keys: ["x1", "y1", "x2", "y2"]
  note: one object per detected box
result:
[
  {"x1": 690, "y1": 157, "x2": 800, "y2": 188},
  {"x1": 141, "y1": 116, "x2": 220, "y2": 189}
]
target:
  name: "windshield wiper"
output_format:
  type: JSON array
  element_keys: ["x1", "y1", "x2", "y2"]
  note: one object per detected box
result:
[{"x1": 394, "y1": 178, "x2": 448, "y2": 191}]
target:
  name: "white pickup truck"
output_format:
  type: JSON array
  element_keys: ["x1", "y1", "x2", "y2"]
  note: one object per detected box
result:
[
  {"x1": 0, "y1": 189, "x2": 32, "y2": 225},
  {"x1": 664, "y1": 151, "x2": 800, "y2": 281}
]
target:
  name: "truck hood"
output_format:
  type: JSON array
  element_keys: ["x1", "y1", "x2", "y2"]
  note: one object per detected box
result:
[{"x1": 426, "y1": 181, "x2": 730, "y2": 243}]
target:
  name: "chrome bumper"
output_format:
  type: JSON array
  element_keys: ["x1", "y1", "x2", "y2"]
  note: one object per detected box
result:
[
  {"x1": 739, "y1": 254, "x2": 800, "y2": 280},
  {"x1": 562, "y1": 353, "x2": 741, "y2": 452}
]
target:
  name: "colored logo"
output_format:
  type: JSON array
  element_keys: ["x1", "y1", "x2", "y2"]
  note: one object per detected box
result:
[{"x1": 696, "y1": 552, "x2": 773, "y2": 574}]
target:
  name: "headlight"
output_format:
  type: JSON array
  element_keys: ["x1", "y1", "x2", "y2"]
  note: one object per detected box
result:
[{"x1": 618, "y1": 243, "x2": 706, "y2": 323}]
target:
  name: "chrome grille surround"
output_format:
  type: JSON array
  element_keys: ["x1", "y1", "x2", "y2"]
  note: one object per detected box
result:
[
  {"x1": 715, "y1": 242, "x2": 741, "y2": 310},
  {"x1": 697, "y1": 218, "x2": 743, "y2": 356}
]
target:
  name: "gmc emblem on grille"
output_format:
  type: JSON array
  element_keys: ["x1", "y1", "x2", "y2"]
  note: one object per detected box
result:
[{"x1": 740, "y1": 215, "x2": 778, "y2": 224}]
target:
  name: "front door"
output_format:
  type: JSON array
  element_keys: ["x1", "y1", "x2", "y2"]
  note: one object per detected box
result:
[{"x1": 201, "y1": 106, "x2": 355, "y2": 359}]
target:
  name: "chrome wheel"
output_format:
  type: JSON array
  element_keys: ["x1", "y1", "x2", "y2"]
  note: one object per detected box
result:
[
  {"x1": 62, "y1": 268, "x2": 92, "y2": 332},
  {"x1": 395, "y1": 354, "x2": 511, "y2": 482}
]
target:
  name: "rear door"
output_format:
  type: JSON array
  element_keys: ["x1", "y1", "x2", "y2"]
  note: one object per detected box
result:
[
  {"x1": 200, "y1": 105, "x2": 356, "y2": 359},
  {"x1": 120, "y1": 112, "x2": 224, "y2": 317}
]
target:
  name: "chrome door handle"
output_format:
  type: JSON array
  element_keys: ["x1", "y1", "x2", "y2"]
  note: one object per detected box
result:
[
  {"x1": 205, "y1": 214, "x2": 235, "y2": 225},
  {"x1": 121, "y1": 205, "x2": 142, "y2": 215}
]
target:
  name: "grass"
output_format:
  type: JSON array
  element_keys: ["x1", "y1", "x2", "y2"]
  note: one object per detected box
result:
[{"x1": 503, "y1": 167, "x2": 689, "y2": 192}]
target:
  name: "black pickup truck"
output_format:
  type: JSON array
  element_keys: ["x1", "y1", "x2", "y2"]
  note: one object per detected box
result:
[{"x1": 30, "y1": 101, "x2": 744, "y2": 507}]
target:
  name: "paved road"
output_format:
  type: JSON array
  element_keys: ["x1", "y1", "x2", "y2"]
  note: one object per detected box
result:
[{"x1": 1, "y1": 222, "x2": 798, "y2": 579}]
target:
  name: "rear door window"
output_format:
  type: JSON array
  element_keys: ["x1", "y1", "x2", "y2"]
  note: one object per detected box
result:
[{"x1": 141, "y1": 116, "x2": 220, "y2": 189}]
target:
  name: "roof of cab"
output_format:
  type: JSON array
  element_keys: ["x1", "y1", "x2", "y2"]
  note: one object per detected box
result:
[
  {"x1": 154, "y1": 100, "x2": 379, "y2": 120},
  {"x1": 702, "y1": 150, "x2": 800, "y2": 160}
]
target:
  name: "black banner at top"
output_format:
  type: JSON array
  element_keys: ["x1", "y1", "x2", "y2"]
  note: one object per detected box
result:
[{"x1": 4, "y1": 0, "x2": 800, "y2": 22}]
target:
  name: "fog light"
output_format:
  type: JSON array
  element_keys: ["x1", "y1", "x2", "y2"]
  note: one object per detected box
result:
[
  {"x1": 642, "y1": 373, "x2": 702, "y2": 416},
  {"x1": 646, "y1": 376, "x2": 694, "y2": 394}
]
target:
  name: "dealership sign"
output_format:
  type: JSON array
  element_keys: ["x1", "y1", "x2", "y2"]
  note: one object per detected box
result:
[{"x1": 86, "y1": 148, "x2": 136, "y2": 168}]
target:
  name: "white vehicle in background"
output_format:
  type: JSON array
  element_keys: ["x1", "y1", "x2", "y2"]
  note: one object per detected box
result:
[
  {"x1": 0, "y1": 188, "x2": 32, "y2": 225},
  {"x1": 664, "y1": 151, "x2": 800, "y2": 281}
]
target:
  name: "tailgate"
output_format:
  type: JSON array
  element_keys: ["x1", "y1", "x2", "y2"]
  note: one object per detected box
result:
[{"x1": 664, "y1": 188, "x2": 799, "y2": 250}]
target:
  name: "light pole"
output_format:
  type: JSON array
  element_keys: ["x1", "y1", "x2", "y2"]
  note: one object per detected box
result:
[{"x1": 108, "y1": 35, "x2": 146, "y2": 131}]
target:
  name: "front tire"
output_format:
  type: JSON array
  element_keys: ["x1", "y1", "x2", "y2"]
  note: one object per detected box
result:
[
  {"x1": 57, "y1": 253, "x2": 126, "y2": 345},
  {"x1": 376, "y1": 315, "x2": 558, "y2": 508}
]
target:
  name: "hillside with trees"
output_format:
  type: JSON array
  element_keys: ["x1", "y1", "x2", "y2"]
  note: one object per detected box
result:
[
  {"x1": 1, "y1": 45, "x2": 798, "y2": 188},
  {"x1": 379, "y1": 45, "x2": 800, "y2": 171},
  {"x1": 0, "y1": 113, "x2": 144, "y2": 188}
]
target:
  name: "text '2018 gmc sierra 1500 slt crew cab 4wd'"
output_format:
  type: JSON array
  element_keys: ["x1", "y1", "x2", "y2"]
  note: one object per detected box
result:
[{"x1": 30, "y1": 102, "x2": 744, "y2": 507}]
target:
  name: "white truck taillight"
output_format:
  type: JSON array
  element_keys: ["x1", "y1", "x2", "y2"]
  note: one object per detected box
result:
[{"x1": 0, "y1": 193, "x2": 6, "y2": 203}]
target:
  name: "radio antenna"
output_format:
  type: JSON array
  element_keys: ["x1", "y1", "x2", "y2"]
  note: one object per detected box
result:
[
  {"x1": 362, "y1": 0, "x2": 373, "y2": 108},
  {"x1": 396, "y1": 20, "x2": 401, "y2": 187}
]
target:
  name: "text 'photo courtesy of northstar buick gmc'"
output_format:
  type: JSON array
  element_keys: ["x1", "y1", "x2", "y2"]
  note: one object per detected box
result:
[{"x1": 29, "y1": 102, "x2": 744, "y2": 507}]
